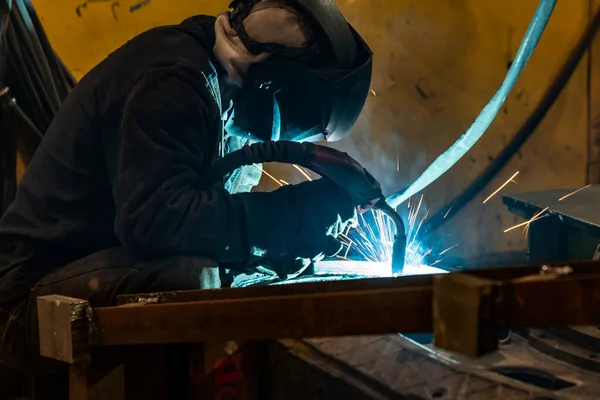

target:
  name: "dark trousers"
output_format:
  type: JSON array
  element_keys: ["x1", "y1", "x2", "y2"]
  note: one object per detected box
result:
[{"x1": 0, "y1": 247, "x2": 220, "y2": 399}]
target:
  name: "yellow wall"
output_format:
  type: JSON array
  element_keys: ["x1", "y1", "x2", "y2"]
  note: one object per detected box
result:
[{"x1": 29, "y1": 0, "x2": 596, "y2": 263}]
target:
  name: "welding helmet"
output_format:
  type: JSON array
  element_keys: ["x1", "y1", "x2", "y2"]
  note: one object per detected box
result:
[{"x1": 227, "y1": 0, "x2": 373, "y2": 142}]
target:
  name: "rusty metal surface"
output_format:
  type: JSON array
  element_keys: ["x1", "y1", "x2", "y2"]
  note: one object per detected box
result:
[
  {"x1": 106, "y1": 263, "x2": 600, "y2": 347},
  {"x1": 116, "y1": 275, "x2": 433, "y2": 306},
  {"x1": 503, "y1": 186, "x2": 600, "y2": 229},
  {"x1": 498, "y1": 272, "x2": 600, "y2": 327},
  {"x1": 95, "y1": 286, "x2": 432, "y2": 346},
  {"x1": 92, "y1": 263, "x2": 600, "y2": 349},
  {"x1": 268, "y1": 340, "x2": 397, "y2": 400},
  {"x1": 306, "y1": 334, "x2": 600, "y2": 399},
  {"x1": 527, "y1": 329, "x2": 600, "y2": 373}
]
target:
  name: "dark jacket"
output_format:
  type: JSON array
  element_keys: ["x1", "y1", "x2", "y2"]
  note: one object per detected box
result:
[{"x1": 0, "y1": 16, "x2": 256, "y2": 303}]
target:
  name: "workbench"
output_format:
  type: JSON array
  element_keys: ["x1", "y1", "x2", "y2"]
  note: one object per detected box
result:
[
  {"x1": 37, "y1": 259, "x2": 600, "y2": 400},
  {"x1": 31, "y1": 186, "x2": 600, "y2": 400}
]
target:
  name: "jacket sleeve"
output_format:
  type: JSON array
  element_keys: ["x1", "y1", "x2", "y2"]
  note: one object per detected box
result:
[{"x1": 108, "y1": 63, "x2": 251, "y2": 261}]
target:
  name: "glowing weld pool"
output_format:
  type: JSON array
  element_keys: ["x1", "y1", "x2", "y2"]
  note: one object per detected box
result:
[
  {"x1": 314, "y1": 260, "x2": 447, "y2": 277},
  {"x1": 233, "y1": 260, "x2": 447, "y2": 287}
]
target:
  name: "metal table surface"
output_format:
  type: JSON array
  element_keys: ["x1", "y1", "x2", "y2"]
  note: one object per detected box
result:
[
  {"x1": 504, "y1": 185, "x2": 600, "y2": 263},
  {"x1": 504, "y1": 186, "x2": 600, "y2": 231},
  {"x1": 492, "y1": 185, "x2": 600, "y2": 399}
]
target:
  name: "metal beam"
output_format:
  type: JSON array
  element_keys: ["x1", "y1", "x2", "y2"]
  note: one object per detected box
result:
[
  {"x1": 98, "y1": 263, "x2": 600, "y2": 348},
  {"x1": 37, "y1": 261, "x2": 600, "y2": 359},
  {"x1": 95, "y1": 286, "x2": 432, "y2": 346},
  {"x1": 117, "y1": 275, "x2": 434, "y2": 305},
  {"x1": 117, "y1": 260, "x2": 600, "y2": 306}
]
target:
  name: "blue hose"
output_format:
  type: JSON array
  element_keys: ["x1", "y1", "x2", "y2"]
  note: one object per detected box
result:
[{"x1": 387, "y1": 0, "x2": 557, "y2": 208}]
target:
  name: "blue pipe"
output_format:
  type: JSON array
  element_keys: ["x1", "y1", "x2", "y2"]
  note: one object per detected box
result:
[{"x1": 387, "y1": 0, "x2": 557, "y2": 208}]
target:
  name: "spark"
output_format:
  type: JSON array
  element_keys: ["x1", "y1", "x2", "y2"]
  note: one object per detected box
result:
[
  {"x1": 347, "y1": 193, "x2": 438, "y2": 273},
  {"x1": 559, "y1": 185, "x2": 591, "y2": 201},
  {"x1": 406, "y1": 194, "x2": 424, "y2": 240},
  {"x1": 343, "y1": 242, "x2": 351, "y2": 259},
  {"x1": 504, "y1": 206, "x2": 549, "y2": 233},
  {"x1": 443, "y1": 201, "x2": 456, "y2": 219},
  {"x1": 253, "y1": 154, "x2": 443, "y2": 275},
  {"x1": 344, "y1": 225, "x2": 351, "y2": 236},
  {"x1": 523, "y1": 207, "x2": 549, "y2": 236},
  {"x1": 522, "y1": 205, "x2": 551, "y2": 237},
  {"x1": 253, "y1": 164, "x2": 283, "y2": 187},
  {"x1": 483, "y1": 171, "x2": 520, "y2": 204},
  {"x1": 439, "y1": 244, "x2": 458, "y2": 256},
  {"x1": 293, "y1": 165, "x2": 313, "y2": 181},
  {"x1": 370, "y1": 89, "x2": 377, "y2": 97}
]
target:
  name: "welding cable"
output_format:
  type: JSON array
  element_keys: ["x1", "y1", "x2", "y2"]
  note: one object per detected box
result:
[
  {"x1": 7, "y1": 3, "x2": 57, "y2": 125},
  {"x1": 202, "y1": 141, "x2": 408, "y2": 273},
  {"x1": 8, "y1": 94, "x2": 43, "y2": 141},
  {"x1": 5, "y1": 15, "x2": 49, "y2": 128},
  {"x1": 23, "y1": 0, "x2": 73, "y2": 97},
  {"x1": 386, "y1": 0, "x2": 557, "y2": 209},
  {"x1": 16, "y1": 0, "x2": 64, "y2": 102},
  {"x1": 0, "y1": 0, "x2": 76, "y2": 215},
  {"x1": 0, "y1": 0, "x2": 9, "y2": 77},
  {"x1": 423, "y1": 3, "x2": 600, "y2": 234},
  {"x1": 199, "y1": 140, "x2": 313, "y2": 185},
  {"x1": 0, "y1": 95, "x2": 17, "y2": 214},
  {"x1": 14, "y1": 0, "x2": 60, "y2": 108},
  {"x1": 1, "y1": 0, "x2": 75, "y2": 133},
  {"x1": 6, "y1": 25, "x2": 51, "y2": 131}
]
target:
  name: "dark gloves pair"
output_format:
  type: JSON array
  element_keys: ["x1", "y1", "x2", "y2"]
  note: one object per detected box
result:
[{"x1": 237, "y1": 178, "x2": 358, "y2": 278}]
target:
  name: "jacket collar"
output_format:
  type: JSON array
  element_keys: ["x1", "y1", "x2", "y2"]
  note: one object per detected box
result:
[{"x1": 178, "y1": 15, "x2": 227, "y2": 77}]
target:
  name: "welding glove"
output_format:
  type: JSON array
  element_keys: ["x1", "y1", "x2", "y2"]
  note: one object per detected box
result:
[{"x1": 238, "y1": 178, "x2": 358, "y2": 270}]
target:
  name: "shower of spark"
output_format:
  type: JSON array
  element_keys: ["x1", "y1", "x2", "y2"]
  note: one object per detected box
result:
[
  {"x1": 342, "y1": 194, "x2": 450, "y2": 273},
  {"x1": 251, "y1": 163, "x2": 451, "y2": 275}
]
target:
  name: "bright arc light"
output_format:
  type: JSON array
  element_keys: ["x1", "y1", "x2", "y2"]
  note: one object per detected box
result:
[
  {"x1": 314, "y1": 260, "x2": 447, "y2": 277},
  {"x1": 345, "y1": 205, "x2": 440, "y2": 276}
]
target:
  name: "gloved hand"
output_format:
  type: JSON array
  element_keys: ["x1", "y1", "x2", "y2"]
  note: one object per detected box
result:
[{"x1": 237, "y1": 178, "x2": 358, "y2": 266}]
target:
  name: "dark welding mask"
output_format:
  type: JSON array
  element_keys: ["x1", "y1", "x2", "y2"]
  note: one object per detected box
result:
[{"x1": 227, "y1": 0, "x2": 373, "y2": 142}]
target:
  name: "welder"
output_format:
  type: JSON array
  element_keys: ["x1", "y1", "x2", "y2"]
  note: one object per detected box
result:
[{"x1": 0, "y1": 0, "x2": 372, "y2": 397}]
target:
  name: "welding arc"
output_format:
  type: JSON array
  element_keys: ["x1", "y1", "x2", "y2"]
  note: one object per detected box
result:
[
  {"x1": 423, "y1": 3, "x2": 600, "y2": 234},
  {"x1": 386, "y1": 0, "x2": 557, "y2": 209},
  {"x1": 201, "y1": 140, "x2": 408, "y2": 272}
]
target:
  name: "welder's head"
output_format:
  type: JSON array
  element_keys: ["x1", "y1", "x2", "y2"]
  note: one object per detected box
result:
[{"x1": 215, "y1": 0, "x2": 373, "y2": 143}]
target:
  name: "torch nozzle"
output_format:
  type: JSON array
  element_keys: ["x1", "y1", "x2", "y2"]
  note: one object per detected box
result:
[{"x1": 376, "y1": 201, "x2": 407, "y2": 274}]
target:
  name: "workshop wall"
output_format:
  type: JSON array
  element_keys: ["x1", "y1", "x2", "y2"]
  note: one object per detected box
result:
[{"x1": 28, "y1": 0, "x2": 597, "y2": 266}]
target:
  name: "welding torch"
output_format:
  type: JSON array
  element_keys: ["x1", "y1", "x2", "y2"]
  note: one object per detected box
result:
[{"x1": 201, "y1": 141, "x2": 407, "y2": 274}]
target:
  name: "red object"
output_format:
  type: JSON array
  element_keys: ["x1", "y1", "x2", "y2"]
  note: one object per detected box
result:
[{"x1": 188, "y1": 342, "x2": 257, "y2": 400}]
